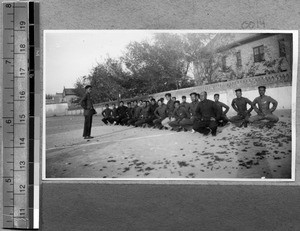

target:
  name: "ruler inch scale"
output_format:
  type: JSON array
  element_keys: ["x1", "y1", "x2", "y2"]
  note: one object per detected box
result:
[{"x1": 2, "y1": 1, "x2": 40, "y2": 229}]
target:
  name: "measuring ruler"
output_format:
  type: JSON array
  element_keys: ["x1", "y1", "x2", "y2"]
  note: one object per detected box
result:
[{"x1": 2, "y1": 1, "x2": 40, "y2": 229}]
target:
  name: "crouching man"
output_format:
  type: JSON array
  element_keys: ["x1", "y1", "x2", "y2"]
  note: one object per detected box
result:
[
  {"x1": 249, "y1": 86, "x2": 279, "y2": 127},
  {"x1": 192, "y1": 91, "x2": 220, "y2": 136}
]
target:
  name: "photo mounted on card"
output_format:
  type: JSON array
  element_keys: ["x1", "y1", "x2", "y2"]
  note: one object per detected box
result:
[{"x1": 43, "y1": 30, "x2": 297, "y2": 181}]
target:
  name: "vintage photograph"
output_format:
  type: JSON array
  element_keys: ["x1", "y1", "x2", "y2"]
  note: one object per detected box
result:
[{"x1": 43, "y1": 30, "x2": 297, "y2": 180}]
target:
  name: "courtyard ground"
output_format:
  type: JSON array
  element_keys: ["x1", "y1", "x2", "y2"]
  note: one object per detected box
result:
[{"x1": 45, "y1": 110, "x2": 292, "y2": 179}]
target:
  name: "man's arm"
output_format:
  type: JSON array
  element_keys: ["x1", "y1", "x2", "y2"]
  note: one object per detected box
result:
[
  {"x1": 246, "y1": 98, "x2": 254, "y2": 114},
  {"x1": 251, "y1": 98, "x2": 260, "y2": 114},
  {"x1": 80, "y1": 94, "x2": 87, "y2": 110},
  {"x1": 269, "y1": 97, "x2": 278, "y2": 112},
  {"x1": 220, "y1": 102, "x2": 229, "y2": 114},
  {"x1": 231, "y1": 99, "x2": 238, "y2": 113}
]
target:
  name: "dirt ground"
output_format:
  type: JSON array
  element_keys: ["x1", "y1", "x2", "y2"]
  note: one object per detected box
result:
[{"x1": 45, "y1": 110, "x2": 292, "y2": 179}]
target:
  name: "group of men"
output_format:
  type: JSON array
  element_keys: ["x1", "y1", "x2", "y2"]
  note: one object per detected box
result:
[{"x1": 80, "y1": 85, "x2": 279, "y2": 139}]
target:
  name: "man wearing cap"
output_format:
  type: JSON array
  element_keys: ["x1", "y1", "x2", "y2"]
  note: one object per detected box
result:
[
  {"x1": 153, "y1": 99, "x2": 167, "y2": 129},
  {"x1": 102, "y1": 104, "x2": 113, "y2": 125},
  {"x1": 169, "y1": 101, "x2": 190, "y2": 132},
  {"x1": 214, "y1": 93, "x2": 230, "y2": 126},
  {"x1": 193, "y1": 91, "x2": 220, "y2": 136},
  {"x1": 230, "y1": 89, "x2": 253, "y2": 127},
  {"x1": 80, "y1": 85, "x2": 95, "y2": 139},
  {"x1": 249, "y1": 86, "x2": 279, "y2": 127},
  {"x1": 180, "y1": 96, "x2": 190, "y2": 111},
  {"x1": 161, "y1": 93, "x2": 175, "y2": 129}
]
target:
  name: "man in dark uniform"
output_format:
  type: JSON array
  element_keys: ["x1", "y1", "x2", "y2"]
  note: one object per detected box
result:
[
  {"x1": 128, "y1": 100, "x2": 142, "y2": 126},
  {"x1": 169, "y1": 101, "x2": 190, "y2": 132},
  {"x1": 80, "y1": 85, "x2": 95, "y2": 139},
  {"x1": 180, "y1": 96, "x2": 190, "y2": 111},
  {"x1": 177, "y1": 92, "x2": 198, "y2": 131},
  {"x1": 161, "y1": 93, "x2": 175, "y2": 129},
  {"x1": 102, "y1": 104, "x2": 113, "y2": 125},
  {"x1": 230, "y1": 89, "x2": 253, "y2": 127},
  {"x1": 192, "y1": 91, "x2": 220, "y2": 136},
  {"x1": 121, "y1": 102, "x2": 133, "y2": 125},
  {"x1": 214, "y1": 93, "x2": 230, "y2": 126},
  {"x1": 111, "y1": 103, "x2": 118, "y2": 125},
  {"x1": 115, "y1": 101, "x2": 128, "y2": 125},
  {"x1": 249, "y1": 86, "x2": 279, "y2": 127},
  {"x1": 146, "y1": 98, "x2": 158, "y2": 127},
  {"x1": 153, "y1": 99, "x2": 167, "y2": 129},
  {"x1": 135, "y1": 101, "x2": 149, "y2": 127}
]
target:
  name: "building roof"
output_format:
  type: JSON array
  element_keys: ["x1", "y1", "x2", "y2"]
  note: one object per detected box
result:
[{"x1": 205, "y1": 33, "x2": 277, "y2": 53}]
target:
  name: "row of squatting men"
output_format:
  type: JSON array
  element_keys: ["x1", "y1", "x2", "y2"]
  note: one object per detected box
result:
[{"x1": 101, "y1": 86, "x2": 279, "y2": 136}]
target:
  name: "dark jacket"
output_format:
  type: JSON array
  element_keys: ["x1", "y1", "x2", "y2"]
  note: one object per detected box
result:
[
  {"x1": 116, "y1": 105, "x2": 128, "y2": 117},
  {"x1": 154, "y1": 104, "x2": 167, "y2": 119},
  {"x1": 102, "y1": 108, "x2": 112, "y2": 118},
  {"x1": 80, "y1": 93, "x2": 94, "y2": 116},
  {"x1": 148, "y1": 103, "x2": 159, "y2": 117},
  {"x1": 195, "y1": 99, "x2": 220, "y2": 121},
  {"x1": 166, "y1": 100, "x2": 175, "y2": 117},
  {"x1": 189, "y1": 101, "x2": 199, "y2": 117},
  {"x1": 133, "y1": 106, "x2": 142, "y2": 119},
  {"x1": 139, "y1": 107, "x2": 149, "y2": 119},
  {"x1": 173, "y1": 106, "x2": 190, "y2": 121}
]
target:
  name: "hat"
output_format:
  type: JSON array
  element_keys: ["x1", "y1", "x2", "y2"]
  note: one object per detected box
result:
[
  {"x1": 235, "y1": 88, "x2": 242, "y2": 92},
  {"x1": 258, "y1": 86, "x2": 266, "y2": 90},
  {"x1": 85, "y1": 85, "x2": 92, "y2": 90}
]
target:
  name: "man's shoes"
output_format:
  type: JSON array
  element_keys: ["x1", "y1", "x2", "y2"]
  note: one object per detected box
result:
[
  {"x1": 203, "y1": 129, "x2": 210, "y2": 136},
  {"x1": 183, "y1": 128, "x2": 188, "y2": 132},
  {"x1": 84, "y1": 136, "x2": 94, "y2": 139},
  {"x1": 244, "y1": 121, "x2": 248, "y2": 128},
  {"x1": 211, "y1": 131, "x2": 217, "y2": 136}
]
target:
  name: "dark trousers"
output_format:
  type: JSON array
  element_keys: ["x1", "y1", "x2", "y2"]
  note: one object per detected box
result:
[
  {"x1": 102, "y1": 117, "x2": 114, "y2": 124},
  {"x1": 116, "y1": 116, "x2": 127, "y2": 125},
  {"x1": 83, "y1": 115, "x2": 93, "y2": 137},
  {"x1": 128, "y1": 118, "x2": 138, "y2": 126},
  {"x1": 218, "y1": 115, "x2": 229, "y2": 126},
  {"x1": 135, "y1": 118, "x2": 147, "y2": 127},
  {"x1": 121, "y1": 117, "x2": 132, "y2": 125},
  {"x1": 193, "y1": 120, "x2": 217, "y2": 135}
]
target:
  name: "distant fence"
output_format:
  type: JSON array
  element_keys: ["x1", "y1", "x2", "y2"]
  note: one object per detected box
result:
[
  {"x1": 46, "y1": 103, "x2": 68, "y2": 117},
  {"x1": 64, "y1": 72, "x2": 292, "y2": 117}
]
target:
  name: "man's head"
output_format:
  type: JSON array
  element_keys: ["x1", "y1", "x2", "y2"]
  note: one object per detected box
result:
[
  {"x1": 119, "y1": 101, "x2": 124, "y2": 107},
  {"x1": 258, "y1": 86, "x2": 266, "y2": 96},
  {"x1": 174, "y1": 100, "x2": 180, "y2": 108},
  {"x1": 158, "y1": 99, "x2": 163, "y2": 106},
  {"x1": 165, "y1": 93, "x2": 171, "y2": 101},
  {"x1": 160, "y1": 98, "x2": 164, "y2": 103},
  {"x1": 235, "y1": 89, "x2": 242, "y2": 98},
  {"x1": 112, "y1": 103, "x2": 116, "y2": 108},
  {"x1": 190, "y1": 92, "x2": 197, "y2": 102},
  {"x1": 105, "y1": 104, "x2": 109, "y2": 109},
  {"x1": 214, "y1": 94, "x2": 220, "y2": 102},
  {"x1": 150, "y1": 98, "x2": 156, "y2": 105},
  {"x1": 199, "y1": 91, "x2": 207, "y2": 101},
  {"x1": 196, "y1": 93, "x2": 200, "y2": 101},
  {"x1": 142, "y1": 101, "x2": 147, "y2": 107},
  {"x1": 127, "y1": 102, "x2": 131, "y2": 107},
  {"x1": 85, "y1": 85, "x2": 92, "y2": 93},
  {"x1": 182, "y1": 96, "x2": 186, "y2": 103},
  {"x1": 172, "y1": 97, "x2": 176, "y2": 101},
  {"x1": 133, "y1": 100, "x2": 138, "y2": 106},
  {"x1": 138, "y1": 100, "x2": 143, "y2": 106}
]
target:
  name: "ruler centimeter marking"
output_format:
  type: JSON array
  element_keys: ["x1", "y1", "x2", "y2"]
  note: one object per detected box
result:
[{"x1": 2, "y1": 1, "x2": 40, "y2": 229}]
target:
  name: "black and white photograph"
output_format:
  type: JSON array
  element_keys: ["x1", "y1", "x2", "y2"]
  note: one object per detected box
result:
[{"x1": 43, "y1": 30, "x2": 297, "y2": 180}]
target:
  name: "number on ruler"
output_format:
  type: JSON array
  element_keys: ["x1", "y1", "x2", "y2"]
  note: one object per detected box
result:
[
  {"x1": 19, "y1": 161, "x2": 26, "y2": 169},
  {"x1": 5, "y1": 3, "x2": 12, "y2": 8},
  {"x1": 19, "y1": 90, "x2": 25, "y2": 99},
  {"x1": 20, "y1": 21, "x2": 26, "y2": 29},
  {"x1": 20, "y1": 44, "x2": 26, "y2": 52},
  {"x1": 20, "y1": 208, "x2": 26, "y2": 216},
  {"x1": 20, "y1": 67, "x2": 26, "y2": 75},
  {"x1": 5, "y1": 60, "x2": 11, "y2": 64},
  {"x1": 19, "y1": 114, "x2": 26, "y2": 122},
  {"x1": 5, "y1": 179, "x2": 12, "y2": 183},
  {"x1": 19, "y1": 185, "x2": 26, "y2": 193},
  {"x1": 5, "y1": 119, "x2": 12, "y2": 124},
  {"x1": 19, "y1": 138, "x2": 25, "y2": 146}
]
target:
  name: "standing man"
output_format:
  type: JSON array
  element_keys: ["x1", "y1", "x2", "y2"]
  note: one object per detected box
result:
[
  {"x1": 102, "y1": 104, "x2": 113, "y2": 125},
  {"x1": 214, "y1": 93, "x2": 230, "y2": 126},
  {"x1": 80, "y1": 85, "x2": 95, "y2": 139},
  {"x1": 161, "y1": 93, "x2": 175, "y2": 129},
  {"x1": 192, "y1": 91, "x2": 220, "y2": 136},
  {"x1": 230, "y1": 89, "x2": 253, "y2": 128},
  {"x1": 249, "y1": 86, "x2": 279, "y2": 127}
]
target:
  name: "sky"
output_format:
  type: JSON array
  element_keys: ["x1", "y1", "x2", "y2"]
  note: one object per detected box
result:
[{"x1": 44, "y1": 30, "x2": 155, "y2": 94}]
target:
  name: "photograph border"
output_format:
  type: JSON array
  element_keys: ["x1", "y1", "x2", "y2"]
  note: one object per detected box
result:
[{"x1": 42, "y1": 29, "x2": 298, "y2": 182}]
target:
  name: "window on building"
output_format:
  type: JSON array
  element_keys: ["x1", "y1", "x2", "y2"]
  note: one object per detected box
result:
[
  {"x1": 236, "y1": 51, "x2": 242, "y2": 67},
  {"x1": 221, "y1": 56, "x2": 227, "y2": 71},
  {"x1": 253, "y1": 45, "x2": 265, "y2": 62},
  {"x1": 279, "y1": 39, "x2": 286, "y2": 57}
]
